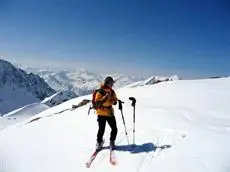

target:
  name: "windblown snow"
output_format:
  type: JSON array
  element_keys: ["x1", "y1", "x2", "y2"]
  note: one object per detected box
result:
[{"x1": 0, "y1": 77, "x2": 230, "y2": 172}]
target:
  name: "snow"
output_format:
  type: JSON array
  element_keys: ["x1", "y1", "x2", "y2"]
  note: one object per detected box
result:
[{"x1": 0, "y1": 77, "x2": 230, "y2": 172}]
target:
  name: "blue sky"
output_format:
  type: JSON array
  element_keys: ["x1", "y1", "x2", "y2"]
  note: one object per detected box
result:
[{"x1": 0, "y1": 0, "x2": 230, "y2": 78}]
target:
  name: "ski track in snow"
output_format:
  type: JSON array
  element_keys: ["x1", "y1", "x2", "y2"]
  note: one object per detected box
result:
[{"x1": 0, "y1": 105, "x2": 211, "y2": 172}]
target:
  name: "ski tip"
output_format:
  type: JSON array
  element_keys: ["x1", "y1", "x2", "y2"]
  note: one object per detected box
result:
[
  {"x1": 111, "y1": 161, "x2": 117, "y2": 165},
  {"x1": 85, "y1": 163, "x2": 90, "y2": 168}
]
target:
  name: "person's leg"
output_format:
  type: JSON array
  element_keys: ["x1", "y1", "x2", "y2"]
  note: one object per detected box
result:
[
  {"x1": 97, "y1": 116, "x2": 106, "y2": 144},
  {"x1": 107, "y1": 116, "x2": 118, "y2": 145}
]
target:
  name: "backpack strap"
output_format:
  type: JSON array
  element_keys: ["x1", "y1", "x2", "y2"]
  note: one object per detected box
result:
[{"x1": 97, "y1": 88, "x2": 106, "y2": 96}]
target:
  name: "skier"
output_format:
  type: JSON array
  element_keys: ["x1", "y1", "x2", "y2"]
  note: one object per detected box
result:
[{"x1": 94, "y1": 76, "x2": 118, "y2": 150}]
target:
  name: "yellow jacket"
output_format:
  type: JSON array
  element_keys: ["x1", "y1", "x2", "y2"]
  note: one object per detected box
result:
[{"x1": 95, "y1": 85, "x2": 118, "y2": 117}]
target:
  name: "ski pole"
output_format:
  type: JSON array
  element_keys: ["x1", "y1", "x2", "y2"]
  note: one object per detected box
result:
[
  {"x1": 129, "y1": 97, "x2": 136, "y2": 145},
  {"x1": 118, "y1": 100, "x2": 129, "y2": 145}
]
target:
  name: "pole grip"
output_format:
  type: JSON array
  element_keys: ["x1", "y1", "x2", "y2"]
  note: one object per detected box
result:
[
  {"x1": 118, "y1": 100, "x2": 124, "y2": 110},
  {"x1": 129, "y1": 97, "x2": 136, "y2": 107}
]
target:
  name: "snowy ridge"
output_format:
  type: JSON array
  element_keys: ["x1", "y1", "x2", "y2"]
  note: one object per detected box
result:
[
  {"x1": 144, "y1": 75, "x2": 179, "y2": 85},
  {"x1": 42, "y1": 90, "x2": 78, "y2": 107},
  {"x1": 126, "y1": 75, "x2": 179, "y2": 88},
  {"x1": 0, "y1": 77, "x2": 230, "y2": 172}
]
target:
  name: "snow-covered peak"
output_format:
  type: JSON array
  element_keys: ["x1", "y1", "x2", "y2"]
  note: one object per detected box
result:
[
  {"x1": 42, "y1": 90, "x2": 78, "y2": 107},
  {"x1": 0, "y1": 59, "x2": 56, "y2": 100}
]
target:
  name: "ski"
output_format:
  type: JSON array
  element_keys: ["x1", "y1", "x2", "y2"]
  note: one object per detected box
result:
[
  {"x1": 85, "y1": 143, "x2": 117, "y2": 168},
  {"x1": 85, "y1": 149, "x2": 102, "y2": 168},
  {"x1": 109, "y1": 148, "x2": 117, "y2": 165},
  {"x1": 85, "y1": 140, "x2": 105, "y2": 168}
]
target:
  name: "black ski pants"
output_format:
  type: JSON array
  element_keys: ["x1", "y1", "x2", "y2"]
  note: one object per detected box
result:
[{"x1": 97, "y1": 115, "x2": 118, "y2": 143}]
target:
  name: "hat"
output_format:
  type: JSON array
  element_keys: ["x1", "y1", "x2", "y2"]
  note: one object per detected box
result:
[{"x1": 104, "y1": 76, "x2": 115, "y2": 85}]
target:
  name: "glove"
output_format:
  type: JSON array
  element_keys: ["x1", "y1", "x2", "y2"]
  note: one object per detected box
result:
[{"x1": 113, "y1": 100, "x2": 117, "y2": 105}]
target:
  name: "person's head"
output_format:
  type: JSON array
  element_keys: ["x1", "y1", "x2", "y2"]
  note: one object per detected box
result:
[{"x1": 104, "y1": 76, "x2": 115, "y2": 87}]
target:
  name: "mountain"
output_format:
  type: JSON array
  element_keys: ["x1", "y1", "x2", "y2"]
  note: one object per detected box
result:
[
  {"x1": 22, "y1": 67, "x2": 145, "y2": 96},
  {"x1": 0, "y1": 59, "x2": 56, "y2": 115},
  {"x1": 0, "y1": 77, "x2": 230, "y2": 172}
]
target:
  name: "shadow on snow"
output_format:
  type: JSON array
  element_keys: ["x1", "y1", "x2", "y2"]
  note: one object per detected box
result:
[{"x1": 104, "y1": 142, "x2": 172, "y2": 154}]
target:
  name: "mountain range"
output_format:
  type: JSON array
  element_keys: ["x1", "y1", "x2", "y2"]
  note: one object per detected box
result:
[
  {"x1": 22, "y1": 67, "x2": 146, "y2": 96},
  {"x1": 1, "y1": 58, "x2": 179, "y2": 116}
]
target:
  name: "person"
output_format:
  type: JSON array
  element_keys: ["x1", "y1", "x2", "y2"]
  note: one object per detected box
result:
[{"x1": 94, "y1": 76, "x2": 118, "y2": 150}]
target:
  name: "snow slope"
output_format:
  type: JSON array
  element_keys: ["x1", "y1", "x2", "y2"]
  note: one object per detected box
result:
[
  {"x1": 0, "y1": 77, "x2": 230, "y2": 172},
  {"x1": 0, "y1": 87, "x2": 40, "y2": 115},
  {"x1": 0, "y1": 103, "x2": 49, "y2": 130}
]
